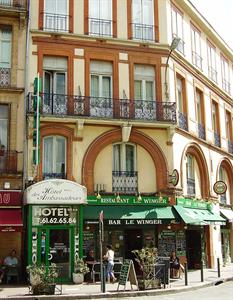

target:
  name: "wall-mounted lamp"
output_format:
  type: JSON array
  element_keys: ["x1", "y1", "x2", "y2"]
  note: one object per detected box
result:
[
  {"x1": 184, "y1": 225, "x2": 188, "y2": 230},
  {"x1": 4, "y1": 182, "x2": 10, "y2": 189},
  {"x1": 164, "y1": 37, "x2": 181, "y2": 100},
  {"x1": 137, "y1": 193, "x2": 142, "y2": 202},
  {"x1": 167, "y1": 224, "x2": 171, "y2": 230}
]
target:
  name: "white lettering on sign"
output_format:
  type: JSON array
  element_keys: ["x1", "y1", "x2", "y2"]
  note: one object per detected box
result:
[
  {"x1": 0, "y1": 193, "x2": 10, "y2": 204},
  {"x1": 107, "y1": 219, "x2": 162, "y2": 225},
  {"x1": 24, "y1": 179, "x2": 87, "y2": 205},
  {"x1": 34, "y1": 207, "x2": 71, "y2": 217}
]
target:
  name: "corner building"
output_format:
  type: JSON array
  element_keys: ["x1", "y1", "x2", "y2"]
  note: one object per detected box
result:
[{"x1": 25, "y1": 0, "x2": 233, "y2": 282}]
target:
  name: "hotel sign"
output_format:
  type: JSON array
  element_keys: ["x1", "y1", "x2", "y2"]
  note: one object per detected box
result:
[{"x1": 24, "y1": 179, "x2": 87, "y2": 205}]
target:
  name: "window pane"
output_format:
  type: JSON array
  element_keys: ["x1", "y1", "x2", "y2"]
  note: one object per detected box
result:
[
  {"x1": 113, "y1": 144, "x2": 121, "y2": 171},
  {"x1": 132, "y1": 0, "x2": 141, "y2": 23},
  {"x1": 102, "y1": 76, "x2": 111, "y2": 98},
  {"x1": 146, "y1": 81, "x2": 153, "y2": 100},
  {"x1": 91, "y1": 75, "x2": 99, "y2": 97},
  {"x1": 100, "y1": 0, "x2": 112, "y2": 19},
  {"x1": 0, "y1": 27, "x2": 12, "y2": 68},
  {"x1": 142, "y1": 0, "x2": 153, "y2": 25},
  {"x1": 0, "y1": 105, "x2": 8, "y2": 149},
  {"x1": 126, "y1": 145, "x2": 135, "y2": 172},
  {"x1": 43, "y1": 137, "x2": 53, "y2": 173},
  {"x1": 134, "y1": 80, "x2": 142, "y2": 100},
  {"x1": 55, "y1": 73, "x2": 66, "y2": 94},
  {"x1": 56, "y1": 137, "x2": 66, "y2": 173}
]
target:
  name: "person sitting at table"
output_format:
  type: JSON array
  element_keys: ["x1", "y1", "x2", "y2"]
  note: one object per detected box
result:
[
  {"x1": 85, "y1": 249, "x2": 96, "y2": 282},
  {"x1": 170, "y1": 251, "x2": 181, "y2": 278},
  {"x1": 4, "y1": 250, "x2": 18, "y2": 267}
]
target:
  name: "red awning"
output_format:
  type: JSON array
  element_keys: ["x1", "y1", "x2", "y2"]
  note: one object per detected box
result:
[{"x1": 0, "y1": 209, "x2": 23, "y2": 226}]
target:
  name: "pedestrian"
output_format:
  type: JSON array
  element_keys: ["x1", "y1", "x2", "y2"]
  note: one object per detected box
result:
[
  {"x1": 170, "y1": 250, "x2": 181, "y2": 278},
  {"x1": 104, "y1": 245, "x2": 116, "y2": 283}
]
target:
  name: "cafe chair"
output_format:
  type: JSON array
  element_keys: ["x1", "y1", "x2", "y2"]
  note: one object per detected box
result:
[
  {"x1": 92, "y1": 263, "x2": 101, "y2": 283},
  {"x1": 6, "y1": 265, "x2": 20, "y2": 284}
]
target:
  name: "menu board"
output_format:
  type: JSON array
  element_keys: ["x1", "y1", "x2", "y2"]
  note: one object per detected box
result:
[
  {"x1": 117, "y1": 260, "x2": 138, "y2": 291},
  {"x1": 83, "y1": 231, "x2": 95, "y2": 256},
  {"x1": 176, "y1": 230, "x2": 186, "y2": 256},
  {"x1": 158, "y1": 230, "x2": 176, "y2": 257}
]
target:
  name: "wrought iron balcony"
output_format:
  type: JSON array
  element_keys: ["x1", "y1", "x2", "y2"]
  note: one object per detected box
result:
[
  {"x1": 208, "y1": 66, "x2": 217, "y2": 83},
  {"x1": 222, "y1": 79, "x2": 231, "y2": 94},
  {"x1": 214, "y1": 132, "x2": 221, "y2": 147},
  {"x1": 187, "y1": 178, "x2": 195, "y2": 196},
  {"x1": 0, "y1": 0, "x2": 25, "y2": 8},
  {"x1": 43, "y1": 173, "x2": 67, "y2": 180},
  {"x1": 88, "y1": 18, "x2": 113, "y2": 37},
  {"x1": 112, "y1": 171, "x2": 138, "y2": 194},
  {"x1": 198, "y1": 123, "x2": 206, "y2": 140},
  {"x1": 0, "y1": 68, "x2": 10, "y2": 87},
  {"x1": 27, "y1": 93, "x2": 177, "y2": 123},
  {"x1": 42, "y1": 13, "x2": 70, "y2": 32},
  {"x1": 192, "y1": 51, "x2": 202, "y2": 70},
  {"x1": 0, "y1": 150, "x2": 23, "y2": 174},
  {"x1": 131, "y1": 23, "x2": 154, "y2": 41},
  {"x1": 178, "y1": 111, "x2": 188, "y2": 131},
  {"x1": 228, "y1": 140, "x2": 233, "y2": 154}
]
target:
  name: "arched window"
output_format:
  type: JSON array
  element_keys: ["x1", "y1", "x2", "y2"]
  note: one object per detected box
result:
[
  {"x1": 43, "y1": 136, "x2": 66, "y2": 179},
  {"x1": 112, "y1": 143, "x2": 137, "y2": 193}
]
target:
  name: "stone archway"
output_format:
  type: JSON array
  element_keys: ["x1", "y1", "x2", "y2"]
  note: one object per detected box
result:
[
  {"x1": 82, "y1": 128, "x2": 169, "y2": 194},
  {"x1": 181, "y1": 143, "x2": 210, "y2": 198}
]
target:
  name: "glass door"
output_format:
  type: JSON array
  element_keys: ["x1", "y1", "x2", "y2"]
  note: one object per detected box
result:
[{"x1": 38, "y1": 227, "x2": 73, "y2": 281}]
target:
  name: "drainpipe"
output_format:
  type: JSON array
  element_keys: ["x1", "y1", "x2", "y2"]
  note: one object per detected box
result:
[{"x1": 23, "y1": 0, "x2": 31, "y2": 190}]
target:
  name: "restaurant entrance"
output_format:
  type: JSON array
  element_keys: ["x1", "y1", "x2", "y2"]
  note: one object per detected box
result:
[{"x1": 186, "y1": 229, "x2": 202, "y2": 269}]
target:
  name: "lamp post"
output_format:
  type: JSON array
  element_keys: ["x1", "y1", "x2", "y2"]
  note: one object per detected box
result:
[{"x1": 164, "y1": 37, "x2": 181, "y2": 100}]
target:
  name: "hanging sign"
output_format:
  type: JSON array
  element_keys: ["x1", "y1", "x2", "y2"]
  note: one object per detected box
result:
[
  {"x1": 213, "y1": 181, "x2": 227, "y2": 195},
  {"x1": 117, "y1": 260, "x2": 138, "y2": 291},
  {"x1": 169, "y1": 169, "x2": 179, "y2": 186}
]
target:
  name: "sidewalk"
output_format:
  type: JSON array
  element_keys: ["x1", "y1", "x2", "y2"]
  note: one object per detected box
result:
[{"x1": 0, "y1": 264, "x2": 232, "y2": 299}]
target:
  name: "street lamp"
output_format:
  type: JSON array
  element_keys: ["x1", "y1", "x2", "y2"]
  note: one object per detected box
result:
[{"x1": 164, "y1": 37, "x2": 181, "y2": 100}]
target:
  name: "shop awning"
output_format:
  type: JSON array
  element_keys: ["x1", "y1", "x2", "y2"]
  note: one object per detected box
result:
[
  {"x1": 220, "y1": 209, "x2": 233, "y2": 222},
  {"x1": 0, "y1": 209, "x2": 23, "y2": 226},
  {"x1": 173, "y1": 206, "x2": 226, "y2": 225},
  {"x1": 84, "y1": 206, "x2": 178, "y2": 221}
]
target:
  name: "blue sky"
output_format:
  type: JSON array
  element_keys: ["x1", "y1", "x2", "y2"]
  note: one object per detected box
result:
[{"x1": 190, "y1": 0, "x2": 233, "y2": 50}]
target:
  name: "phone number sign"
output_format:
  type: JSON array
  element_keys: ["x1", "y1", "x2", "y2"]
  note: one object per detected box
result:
[{"x1": 32, "y1": 206, "x2": 78, "y2": 226}]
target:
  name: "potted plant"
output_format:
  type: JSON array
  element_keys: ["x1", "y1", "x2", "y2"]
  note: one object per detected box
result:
[
  {"x1": 132, "y1": 247, "x2": 160, "y2": 290},
  {"x1": 27, "y1": 263, "x2": 58, "y2": 295},
  {"x1": 72, "y1": 258, "x2": 89, "y2": 284}
]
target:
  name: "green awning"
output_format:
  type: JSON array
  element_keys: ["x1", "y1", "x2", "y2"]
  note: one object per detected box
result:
[
  {"x1": 84, "y1": 206, "x2": 178, "y2": 220},
  {"x1": 174, "y1": 205, "x2": 226, "y2": 225}
]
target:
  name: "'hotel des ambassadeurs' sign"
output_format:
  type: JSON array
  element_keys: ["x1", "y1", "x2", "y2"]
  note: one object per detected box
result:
[
  {"x1": 87, "y1": 195, "x2": 169, "y2": 206},
  {"x1": 24, "y1": 179, "x2": 87, "y2": 205}
]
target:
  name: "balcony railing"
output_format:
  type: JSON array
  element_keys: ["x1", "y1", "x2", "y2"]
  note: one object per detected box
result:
[
  {"x1": 192, "y1": 51, "x2": 202, "y2": 70},
  {"x1": 187, "y1": 178, "x2": 195, "y2": 196},
  {"x1": 0, "y1": 150, "x2": 23, "y2": 174},
  {"x1": 112, "y1": 171, "x2": 138, "y2": 194},
  {"x1": 198, "y1": 123, "x2": 206, "y2": 140},
  {"x1": 0, "y1": 0, "x2": 25, "y2": 8},
  {"x1": 0, "y1": 68, "x2": 10, "y2": 87},
  {"x1": 43, "y1": 13, "x2": 69, "y2": 32},
  {"x1": 178, "y1": 111, "x2": 188, "y2": 131},
  {"x1": 88, "y1": 18, "x2": 113, "y2": 37},
  {"x1": 228, "y1": 140, "x2": 233, "y2": 154},
  {"x1": 214, "y1": 131, "x2": 221, "y2": 147},
  {"x1": 27, "y1": 93, "x2": 177, "y2": 123},
  {"x1": 131, "y1": 23, "x2": 154, "y2": 41},
  {"x1": 222, "y1": 79, "x2": 231, "y2": 94},
  {"x1": 43, "y1": 173, "x2": 67, "y2": 180},
  {"x1": 208, "y1": 66, "x2": 217, "y2": 83}
]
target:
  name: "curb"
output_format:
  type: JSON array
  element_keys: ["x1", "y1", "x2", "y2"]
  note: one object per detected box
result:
[{"x1": 3, "y1": 277, "x2": 233, "y2": 300}]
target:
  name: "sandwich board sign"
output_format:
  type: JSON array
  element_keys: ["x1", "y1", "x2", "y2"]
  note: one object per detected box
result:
[{"x1": 117, "y1": 260, "x2": 138, "y2": 291}]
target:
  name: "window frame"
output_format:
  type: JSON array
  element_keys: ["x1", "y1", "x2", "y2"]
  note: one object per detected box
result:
[
  {"x1": 171, "y1": 4, "x2": 184, "y2": 54},
  {"x1": 43, "y1": 135, "x2": 67, "y2": 176},
  {"x1": 0, "y1": 104, "x2": 9, "y2": 150},
  {"x1": 191, "y1": 24, "x2": 202, "y2": 70},
  {"x1": 220, "y1": 54, "x2": 231, "y2": 94},
  {"x1": 113, "y1": 142, "x2": 137, "y2": 172},
  {"x1": 207, "y1": 40, "x2": 217, "y2": 83},
  {"x1": 0, "y1": 25, "x2": 12, "y2": 69}
]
